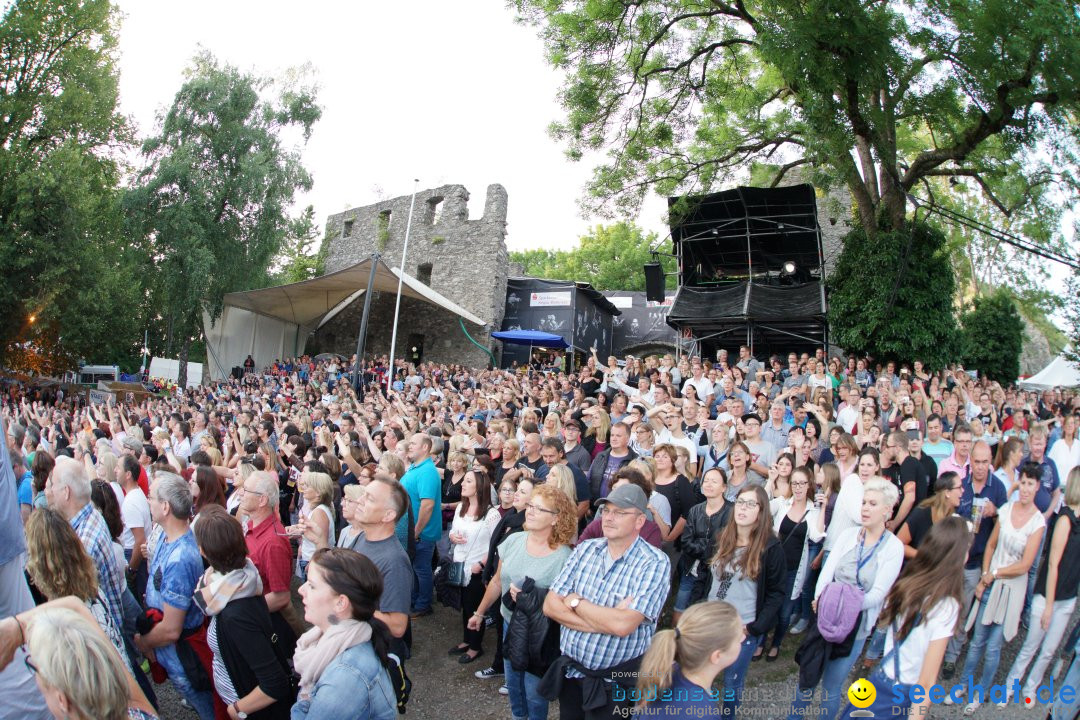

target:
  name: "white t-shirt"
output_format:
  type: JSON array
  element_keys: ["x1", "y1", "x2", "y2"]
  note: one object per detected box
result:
[
  {"x1": 119, "y1": 487, "x2": 152, "y2": 551},
  {"x1": 882, "y1": 598, "x2": 959, "y2": 684},
  {"x1": 824, "y1": 474, "x2": 864, "y2": 552},
  {"x1": 682, "y1": 376, "x2": 714, "y2": 401},
  {"x1": 655, "y1": 430, "x2": 699, "y2": 463}
]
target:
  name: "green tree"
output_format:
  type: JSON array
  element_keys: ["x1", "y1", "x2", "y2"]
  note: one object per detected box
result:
[
  {"x1": 126, "y1": 52, "x2": 320, "y2": 387},
  {"x1": 271, "y1": 205, "x2": 328, "y2": 284},
  {"x1": 959, "y1": 288, "x2": 1024, "y2": 383},
  {"x1": 513, "y1": 0, "x2": 1080, "y2": 240},
  {"x1": 511, "y1": 222, "x2": 675, "y2": 290},
  {"x1": 1065, "y1": 270, "x2": 1080, "y2": 364},
  {"x1": 0, "y1": 0, "x2": 140, "y2": 370},
  {"x1": 827, "y1": 221, "x2": 957, "y2": 368}
]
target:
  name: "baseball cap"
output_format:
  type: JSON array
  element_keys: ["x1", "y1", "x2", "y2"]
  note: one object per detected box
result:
[
  {"x1": 564, "y1": 419, "x2": 582, "y2": 432},
  {"x1": 595, "y1": 484, "x2": 648, "y2": 514}
]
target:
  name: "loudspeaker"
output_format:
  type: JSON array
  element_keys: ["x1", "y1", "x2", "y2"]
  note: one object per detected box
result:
[{"x1": 644, "y1": 262, "x2": 665, "y2": 303}]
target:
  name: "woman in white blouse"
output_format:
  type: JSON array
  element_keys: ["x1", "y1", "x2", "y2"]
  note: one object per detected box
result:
[
  {"x1": 449, "y1": 467, "x2": 502, "y2": 664},
  {"x1": 823, "y1": 447, "x2": 880, "y2": 557},
  {"x1": 947, "y1": 465, "x2": 1045, "y2": 714},
  {"x1": 761, "y1": 466, "x2": 825, "y2": 660}
]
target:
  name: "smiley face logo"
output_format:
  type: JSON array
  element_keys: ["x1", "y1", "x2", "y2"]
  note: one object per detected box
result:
[{"x1": 848, "y1": 678, "x2": 876, "y2": 708}]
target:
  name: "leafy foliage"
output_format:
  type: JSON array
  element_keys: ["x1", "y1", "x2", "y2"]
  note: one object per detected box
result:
[
  {"x1": 0, "y1": 0, "x2": 141, "y2": 370},
  {"x1": 510, "y1": 222, "x2": 675, "y2": 290},
  {"x1": 271, "y1": 206, "x2": 328, "y2": 284},
  {"x1": 958, "y1": 289, "x2": 1024, "y2": 383},
  {"x1": 513, "y1": 0, "x2": 1080, "y2": 241},
  {"x1": 827, "y1": 221, "x2": 957, "y2": 368},
  {"x1": 126, "y1": 52, "x2": 320, "y2": 386},
  {"x1": 1065, "y1": 271, "x2": 1080, "y2": 364}
]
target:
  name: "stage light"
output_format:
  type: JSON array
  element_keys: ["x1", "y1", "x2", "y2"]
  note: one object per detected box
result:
[{"x1": 782, "y1": 261, "x2": 797, "y2": 275}]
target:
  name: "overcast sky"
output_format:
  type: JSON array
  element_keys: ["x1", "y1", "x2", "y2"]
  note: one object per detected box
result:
[{"x1": 113, "y1": 0, "x2": 670, "y2": 252}]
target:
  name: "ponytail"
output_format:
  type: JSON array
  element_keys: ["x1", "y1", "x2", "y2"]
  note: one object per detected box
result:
[{"x1": 636, "y1": 601, "x2": 743, "y2": 706}]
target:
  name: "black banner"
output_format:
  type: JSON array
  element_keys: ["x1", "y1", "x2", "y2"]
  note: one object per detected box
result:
[{"x1": 604, "y1": 291, "x2": 679, "y2": 354}]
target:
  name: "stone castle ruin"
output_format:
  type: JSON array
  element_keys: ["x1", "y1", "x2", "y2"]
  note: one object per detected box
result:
[{"x1": 310, "y1": 184, "x2": 510, "y2": 368}]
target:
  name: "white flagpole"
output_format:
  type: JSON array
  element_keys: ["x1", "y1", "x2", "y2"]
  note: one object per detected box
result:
[{"x1": 387, "y1": 179, "x2": 420, "y2": 392}]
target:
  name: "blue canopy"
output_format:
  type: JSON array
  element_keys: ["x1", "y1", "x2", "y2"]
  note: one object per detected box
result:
[{"x1": 491, "y1": 330, "x2": 569, "y2": 349}]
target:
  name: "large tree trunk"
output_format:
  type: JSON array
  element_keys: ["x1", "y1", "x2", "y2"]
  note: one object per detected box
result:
[{"x1": 177, "y1": 335, "x2": 191, "y2": 390}]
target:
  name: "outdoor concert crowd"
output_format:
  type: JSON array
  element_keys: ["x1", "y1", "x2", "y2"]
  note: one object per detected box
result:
[{"x1": 1, "y1": 346, "x2": 1079, "y2": 720}]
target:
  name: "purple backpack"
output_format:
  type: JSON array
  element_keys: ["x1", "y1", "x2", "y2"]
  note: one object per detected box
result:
[{"x1": 815, "y1": 581, "x2": 864, "y2": 642}]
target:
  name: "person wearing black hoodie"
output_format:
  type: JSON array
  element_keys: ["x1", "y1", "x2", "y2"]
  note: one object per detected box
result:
[{"x1": 689, "y1": 484, "x2": 785, "y2": 717}]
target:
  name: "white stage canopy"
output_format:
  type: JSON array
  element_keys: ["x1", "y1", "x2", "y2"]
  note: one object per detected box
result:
[
  {"x1": 203, "y1": 258, "x2": 485, "y2": 381},
  {"x1": 1019, "y1": 354, "x2": 1080, "y2": 390}
]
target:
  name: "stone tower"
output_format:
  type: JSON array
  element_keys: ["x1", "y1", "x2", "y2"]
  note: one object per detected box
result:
[{"x1": 311, "y1": 184, "x2": 509, "y2": 368}]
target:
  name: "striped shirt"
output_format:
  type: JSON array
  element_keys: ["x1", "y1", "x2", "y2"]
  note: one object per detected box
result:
[
  {"x1": 71, "y1": 502, "x2": 126, "y2": 632},
  {"x1": 550, "y1": 535, "x2": 670, "y2": 677}
]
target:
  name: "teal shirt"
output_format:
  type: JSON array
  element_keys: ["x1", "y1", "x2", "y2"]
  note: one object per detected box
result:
[{"x1": 400, "y1": 457, "x2": 442, "y2": 543}]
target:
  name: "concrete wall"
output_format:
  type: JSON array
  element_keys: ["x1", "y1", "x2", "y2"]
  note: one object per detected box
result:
[{"x1": 311, "y1": 184, "x2": 508, "y2": 368}]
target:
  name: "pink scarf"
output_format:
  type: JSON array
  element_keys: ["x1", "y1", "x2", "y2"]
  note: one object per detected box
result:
[{"x1": 293, "y1": 620, "x2": 372, "y2": 700}]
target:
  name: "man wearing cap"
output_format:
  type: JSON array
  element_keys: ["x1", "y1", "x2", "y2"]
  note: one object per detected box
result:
[
  {"x1": 540, "y1": 483, "x2": 671, "y2": 719},
  {"x1": 562, "y1": 420, "x2": 593, "y2": 476}
]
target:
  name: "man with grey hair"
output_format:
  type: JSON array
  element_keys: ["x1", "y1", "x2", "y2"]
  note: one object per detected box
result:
[
  {"x1": 45, "y1": 455, "x2": 125, "y2": 632},
  {"x1": 134, "y1": 472, "x2": 214, "y2": 719},
  {"x1": 239, "y1": 471, "x2": 295, "y2": 618}
]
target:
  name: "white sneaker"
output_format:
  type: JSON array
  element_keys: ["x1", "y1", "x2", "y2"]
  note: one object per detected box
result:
[
  {"x1": 963, "y1": 700, "x2": 980, "y2": 715},
  {"x1": 499, "y1": 685, "x2": 509, "y2": 696},
  {"x1": 944, "y1": 688, "x2": 965, "y2": 706}
]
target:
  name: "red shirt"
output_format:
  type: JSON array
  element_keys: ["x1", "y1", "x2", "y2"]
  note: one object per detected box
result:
[
  {"x1": 137, "y1": 466, "x2": 150, "y2": 497},
  {"x1": 245, "y1": 513, "x2": 294, "y2": 594}
]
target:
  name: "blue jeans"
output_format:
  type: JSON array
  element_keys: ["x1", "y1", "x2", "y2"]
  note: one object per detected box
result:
[
  {"x1": 1023, "y1": 531, "x2": 1046, "y2": 623},
  {"x1": 155, "y1": 642, "x2": 215, "y2": 720},
  {"x1": 411, "y1": 539, "x2": 435, "y2": 612},
  {"x1": 788, "y1": 635, "x2": 867, "y2": 720},
  {"x1": 958, "y1": 586, "x2": 1006, "y2": 691},
  {"x1": 864, "y1": 626, "x2": 886, "y2": 660},
  {"x1": 800, "y1": 541, "x2": 824, "y2": 620},
  {"x1": 503, "y1": 627, "x2": 548, "y2": 720},
  {"x1": 1053, "y1": 636, "x2": 1080, "y2": 720},
  {"x1": 722, "y1": 634, "x2": 759, "y2": 716},
  {"x1": 766, "y1": 568, "x2": 799, "y2": 651},
  {"x1": 674, "y1": 568, "x2": 696, "y2": 613}
]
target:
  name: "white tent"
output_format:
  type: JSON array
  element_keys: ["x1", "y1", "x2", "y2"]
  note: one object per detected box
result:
[
  {"x1": 1019, "y1": 354, "x2": 1080, "y2": 390},
  {"x1": 202, "y1": 257, "x2": 485, "y2": 381}
]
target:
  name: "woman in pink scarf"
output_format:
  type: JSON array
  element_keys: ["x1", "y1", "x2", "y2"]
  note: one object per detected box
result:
[{"x1": 292, "y1": 548, "x2": 397, "y2": 719}]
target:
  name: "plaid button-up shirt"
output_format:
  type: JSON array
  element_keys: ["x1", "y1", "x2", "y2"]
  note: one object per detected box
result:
[
  {"x1": 71, "y1": 502, "x2": 126, "y2": 632},
  {"x1": 550, "y1": 534, "x2": 670, "y2": 677}
]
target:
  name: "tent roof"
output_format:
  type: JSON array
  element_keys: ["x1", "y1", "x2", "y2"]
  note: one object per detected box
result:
[
  {"x1": 1019, "y1": 355, "x2": 1080, "y2": 389},
  {"x1": 491, "y1": 330, "x2": 569, "y2": 349},
  {"x1": 222, "y1": 258, "x2": 485, "y2": 327}
]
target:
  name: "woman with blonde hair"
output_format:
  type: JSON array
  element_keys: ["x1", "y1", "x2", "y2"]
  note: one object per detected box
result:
[
  {"x1": 497, "y1": 439, "x2": 522, "y2": 485},
  {"x1": 540, "y1": 410, "x2": 562, "y2": 440},
  {"x1": 378, "y1": 452, "x2": 406, "y2": 480},
  {"x1": 582, "y1": 408, "x2": 611, "y2": 458},
  {"x1": 544, "y1": 463, "x2": 578, "y2": 506},
  {"x1": 467, "y1": 484, "x2": 575, "y2": 720},
  {"x1": 24, "y1": 508, "x2": 127, "y2": 663},
  {"x1": 291, "y1": 470, "x2": 336, "y2": 579},
  {"x1": 0, "y1": 600, "x2": 158, "y2": 720},
  {"x1": 636, "y1": 601, "x2": 744, "y2": 714}
]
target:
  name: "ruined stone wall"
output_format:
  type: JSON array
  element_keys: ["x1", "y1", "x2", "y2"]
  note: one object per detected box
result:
[{"x1": 311, "y1": 184, "x2": 508, "y2": 367}]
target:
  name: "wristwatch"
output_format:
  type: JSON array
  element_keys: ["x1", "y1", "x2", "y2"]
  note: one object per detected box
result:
[
  {"x1": 569, "y1": 596, "x2": 581, "y2": 610},
  {"x1": 232, "y1": 702, "x2": 248, "y2": 719}
]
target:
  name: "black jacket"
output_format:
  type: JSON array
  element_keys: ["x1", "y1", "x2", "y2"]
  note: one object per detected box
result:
[
  {"x1": 505, "y1": 578, "x2": 560, "y2": 676},
  {"x1": 688, "y1": 535, "x2": 787, "y2": 637},
  {"x1": 482, "y1": 509, "x2": 525, "y2": 585},
  {"x1": 680, "y1": 500, "x2": 733, "y2": 573},
  {"x1": 587, "y1": 447, "x2": 638, "y2": 501},
  {"x1": 215, "y1": 596, "x2": 293, "y2": 720}
]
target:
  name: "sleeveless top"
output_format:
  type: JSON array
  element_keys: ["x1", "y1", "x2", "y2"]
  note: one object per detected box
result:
[{"x1": 1035, "y1": 507, "x2": 1080, "y2": 601}]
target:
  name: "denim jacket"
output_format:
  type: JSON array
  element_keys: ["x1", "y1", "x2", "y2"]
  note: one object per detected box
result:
[{"x1": 290, "y1": 642, "x2": 396, "y2": 720}]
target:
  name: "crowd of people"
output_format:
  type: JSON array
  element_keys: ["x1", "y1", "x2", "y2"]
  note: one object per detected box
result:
[{"x1": 0, "y1": 344, "x2": 1078, "y2": 720}]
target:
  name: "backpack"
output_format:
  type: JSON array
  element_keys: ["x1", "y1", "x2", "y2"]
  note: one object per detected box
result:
[{"x1": 385, "y1": 653, "x2": 412, "y2": 714}]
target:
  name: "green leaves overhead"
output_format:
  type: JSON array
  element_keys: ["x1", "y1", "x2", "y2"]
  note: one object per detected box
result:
[
  {"x1": 513, "y1": 0, "x2": 1080, "y2": 238},
  {"x1": 510, "y1": 222, "x2": 675, "y2": 291}
]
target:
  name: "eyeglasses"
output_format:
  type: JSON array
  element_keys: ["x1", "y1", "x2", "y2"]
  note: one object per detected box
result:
[
  {"x1": 602, "y1": 507, "x2": 641, "y2": 518},
  {"x1": 791, "y1": 481, "x2": 810, "y2": 487},
  {"x1": 500, "y1": 487, "x2": 515, "y2": 494},
  {"x1": 525, "y1": 502, "x2": 557, "y2": 515},
  {"x1": 24, "y1": 654, "x2": 38, "y2": 676},
  {"x1": 734, "y1": 499, "x2": 760, "y2": 509}
]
